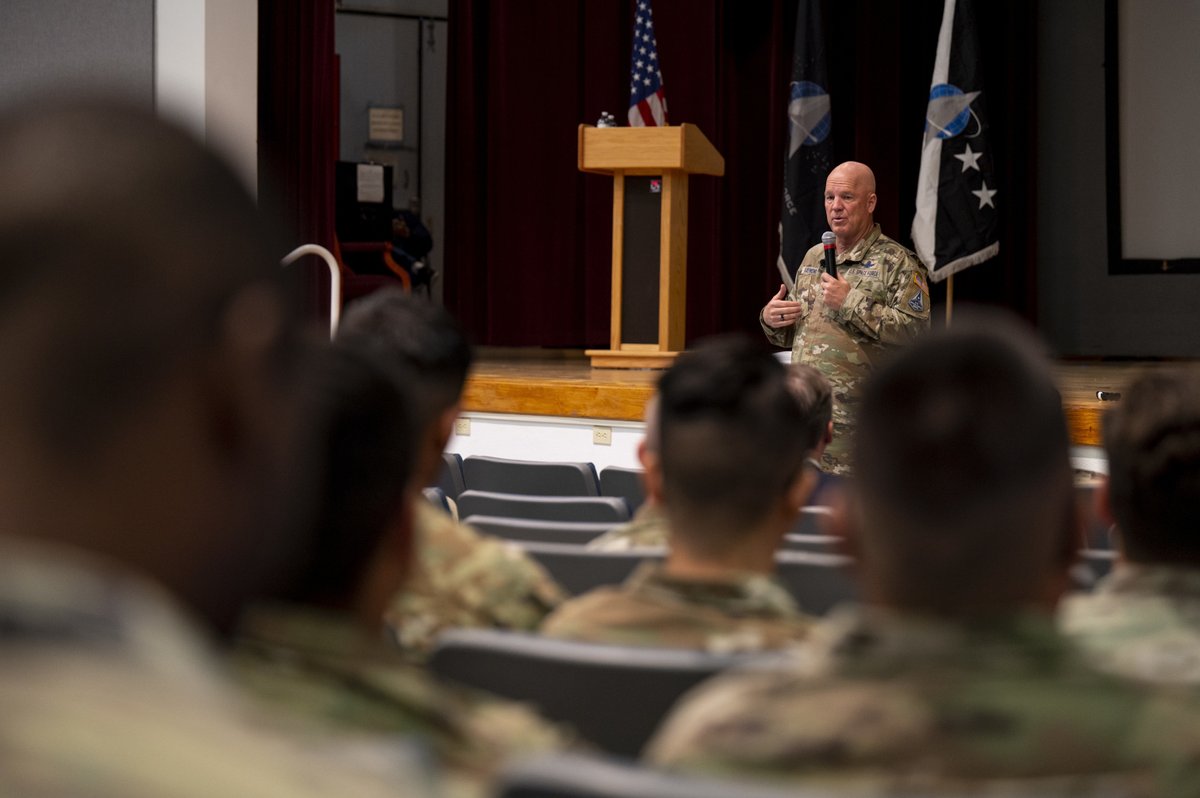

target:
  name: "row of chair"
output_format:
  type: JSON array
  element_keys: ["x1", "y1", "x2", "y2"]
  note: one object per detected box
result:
[{"x1": 438, "y1": 453, "x2": 646, "y2": 508}]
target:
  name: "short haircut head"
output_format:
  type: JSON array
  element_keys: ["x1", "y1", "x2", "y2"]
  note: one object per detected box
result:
[
  {"x1": 788, "y1": 363, "x2": 833, "y2": 452},
  {"x1": 853, "y1": 313, "x2": 1075, "y2": 615},
  {"x1": 657, "y1": 335, "x2": 811, "y2": 550},
  {"x1": 284, "y1": 344, "x2": 418, "y2": 605},
  {"x1": 1103, "y1": 368, "x2": 1200, "y2": 566},
  {"x1": 0, "y1": 97, "x2": 290, "y2": 458},
  {"x1": 336, "y1": 288, "x2": 472, "y2": 425}
]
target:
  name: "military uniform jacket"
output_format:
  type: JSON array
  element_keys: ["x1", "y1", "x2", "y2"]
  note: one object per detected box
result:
[
  {"x1": 539, "y1": 562, "x2": 811, "y2": 653},
  {"x1": 388, "y1": 499, "x2": 566, "y2": 656},
  {"x1": 0, "y1": 536, "x2": 433, "y2": 798},
  {"x1": 1061, "y1": 563, "x2": 1200, "y2": 685},
  {"x1": 761, "y1": 225, "x2": 930, "y2": 472},
  {"x1": 647, "y1": 606, "x2": 1200, "y2": 795},
  {"x1": 586, "y1": 504, "x2": 668, "y2": 551},
  {"x1": 233, "y1": 604, "x2": 567, "y2": 798}
]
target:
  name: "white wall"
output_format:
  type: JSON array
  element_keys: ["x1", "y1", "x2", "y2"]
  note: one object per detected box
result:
[
  {"x1": 156, "y1": 0, "x2": 257, "y2": 194},
  {"x1": 448, "y1": 413, "x2": 645, "y2": 471}
]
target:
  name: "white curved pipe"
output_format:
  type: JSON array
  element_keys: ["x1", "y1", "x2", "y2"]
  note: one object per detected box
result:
[{"x1": 281, "y1": 244, "x2": 341, "y2": 338}]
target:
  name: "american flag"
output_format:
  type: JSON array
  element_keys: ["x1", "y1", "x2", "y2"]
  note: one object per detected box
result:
[{"x1": 628, "y1": 0, "x2": 668, "y2": 127}]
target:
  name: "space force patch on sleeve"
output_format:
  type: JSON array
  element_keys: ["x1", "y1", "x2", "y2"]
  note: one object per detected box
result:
[{"x1": 907, "y1": 273, "x2": 929, "y2": 314}]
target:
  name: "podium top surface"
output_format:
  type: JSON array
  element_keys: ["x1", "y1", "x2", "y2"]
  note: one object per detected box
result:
[{"x1": 578, "y1": 123, "x2": 725, "y2": 176}]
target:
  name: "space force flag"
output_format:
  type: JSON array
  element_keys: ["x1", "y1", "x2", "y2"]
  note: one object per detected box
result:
[
  {"x1": 912, "y1": 0, "x2": 999, "y2": 282},
  {"x1": 778, "y1": 0, "x2": 833, "y2": 288},
  {"x1": 628, "y1": 0, "x2": 668, "y2": 127}
]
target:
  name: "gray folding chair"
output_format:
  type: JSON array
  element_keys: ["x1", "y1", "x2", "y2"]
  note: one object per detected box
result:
[
  {"x1": 517, "y1": 541, "x2": 662, "y2": 595},
  {"x1": 429, "y1": 630, "x2": 750, "y2": 757},
  {"x1": 462, "y1": 455, "x2": 600, "y2": 496},
  {"x1": 599, "y1": 466, "x2": 646, "y2": 514},
  {"x1": 463, "y1": 514, "x2": 614, "y2": 545},
  {"x1": 436, "y1": 451, "x2": 466, "y2": 501},
  {"x1": 788, "y1": 506, "x2": 833, "y2": 537},
  {"x1": 773, "y1": 550, "x2": 858, "y2": 615},
  {"x1": 456, "y1": 490, "x2": 630, "y2": 524}
]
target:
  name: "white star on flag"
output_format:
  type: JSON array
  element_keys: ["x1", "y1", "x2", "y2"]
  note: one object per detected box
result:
[
  {"x1": 954, "y1": 143, "x2": 983, "y2": 173},
  {"x1": 971, "y1": 180, "x2": 997, "y2": 209}
]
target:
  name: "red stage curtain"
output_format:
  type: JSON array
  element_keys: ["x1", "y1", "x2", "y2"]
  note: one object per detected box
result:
[
  {"x1": 258, "y1": 0, "x2": 339, "y2": 319},
  {"x1": 444, "y1": 0, "x2": 796, "y2": 348}
]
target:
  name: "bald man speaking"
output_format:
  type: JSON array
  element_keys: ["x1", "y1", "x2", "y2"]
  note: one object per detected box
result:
[{"x1": 761, "y1": 162, "x2": 930, "y2": 474}]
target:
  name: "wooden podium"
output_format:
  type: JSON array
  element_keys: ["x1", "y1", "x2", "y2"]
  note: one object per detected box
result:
[{"x1": 579, "y1": 124, "x2": 724, "y2": 369}]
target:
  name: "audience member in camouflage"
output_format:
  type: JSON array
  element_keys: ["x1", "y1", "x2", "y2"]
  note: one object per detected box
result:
[
  {"x1": 589, "y1": 366, "x2": 835, "y2": 553},
  {"x1": 543, "y1": 336, "x2": 820, "y2": 651},
  {"x1": 0, "y1": 101, "x2": 430, "y2": 795},
  {"x1": 649, "y1": 315, "x2": 1200, "y2": 793},
  {"x1": 391, "y1": 498, "x2": 566, "y2": 653},
  {"x1": 539, "y1": 561, "x2": 809, "y2": 652},
  {"x1": 334, "y1": 290, "x2": 567, "y2": 656},
  {"x1": 1060, "y1": 368, "x2": 1200, "y2": 685},
  {"x1": 234, "y1": 603, "x2": 564, "y2": 798},
  {"x1": 586, "y1": 503, "x2": 669, "y2": 551},
  {"x1": 762, "y1": 161, "x2": 930, "y2": 473},
  {"x1": 2, "y1": 540, "x2": 431, "y2": 798},
  {"x1": 235, "y1": 344, "x2": 566, "y2": 798}
]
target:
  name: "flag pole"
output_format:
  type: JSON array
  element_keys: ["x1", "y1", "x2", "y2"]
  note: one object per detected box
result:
[{"x1": 945, "y1": 273, "x2": 954, "y2": 326}]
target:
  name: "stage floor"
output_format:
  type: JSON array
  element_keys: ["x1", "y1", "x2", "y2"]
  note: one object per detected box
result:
[{"x1": 462, "y1": 349, "x2": 1185, "y2": 447}]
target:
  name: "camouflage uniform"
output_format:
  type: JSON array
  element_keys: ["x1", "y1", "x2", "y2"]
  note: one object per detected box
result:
[
  {"x1": 233, "y1": 603, "x2": 567, "y2": 798},
  {"x1": 647, "y1": 605, "x2": 1200, "y2": 795},
  {"x1": 762, "y1": 224, "x2": 930, "y2": 473},
  {"x1": 387, "y1": 499, "x2": 566, "y2": 656},
  {"x1": 0, "y1": 536, "x2": 434, "y2": 798},
  {"x1": 586, "y1": 503, "x2": 668, "y2": 551},
  {"x1": 539, "y1": 562, "x2": 811, "y2": 653},
  {"x1": 1060, "y1": 563, "x2": 1200, "y2": 685}
]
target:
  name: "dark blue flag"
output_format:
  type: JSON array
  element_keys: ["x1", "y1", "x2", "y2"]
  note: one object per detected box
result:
[
  {"x1": 912, "y1": 0, "x2": 999, "y2": 282},
  {"x1": 777, "y1": 0, "x2": 833, "y2": 289}
]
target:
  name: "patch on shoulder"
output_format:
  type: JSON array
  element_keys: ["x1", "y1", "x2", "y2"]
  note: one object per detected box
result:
[{"x1": 908, "y1": 290, "x2": 926, "y2": 313}]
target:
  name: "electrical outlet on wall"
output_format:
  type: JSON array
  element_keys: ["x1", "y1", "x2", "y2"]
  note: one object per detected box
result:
[
  {"x1": 592, "y1": 425, "x2": 612, "y2": 446},
  {"x1": 454, "y1": 418, "x2": 471, "y2": 436}
]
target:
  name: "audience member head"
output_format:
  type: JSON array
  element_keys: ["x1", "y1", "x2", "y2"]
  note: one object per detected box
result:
[
  {"x1": 652, "y1": 335, "x2": 815, "y2": 557},
  {"x1": 787, "y1": 363, "x2": 834, "y2": 458},
  {"x1": 282, "y1": 344, "x2": 419, "y2": 622},
  {"x1": 841, "y1": 312, "x2": 1077, "y2": 617},
  {"x1": 336, "y1": 288, "x2": 472, "y2": 485},
  {"x1": 0, "y1": 98, "x2": 307, "y2": 632},
  {"x1": 1102, "y1": 368, "x2": 1200, "y2": 567}
]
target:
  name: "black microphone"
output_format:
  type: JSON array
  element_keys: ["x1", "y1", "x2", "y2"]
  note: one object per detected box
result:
[{"x1": 821, "y1": 231, "x2": 838, "y2": 278}]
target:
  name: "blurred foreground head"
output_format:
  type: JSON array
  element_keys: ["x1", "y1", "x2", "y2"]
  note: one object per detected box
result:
[
  {"x1": 846, "y1": 312, "x2": 1077, "y2": 616},
  {"x1": 1103, "y1": 368, "x2": 1200, "y2": 567},
  {"x1": 0, "y1": 99, "x2": 307, "y2": 632}
]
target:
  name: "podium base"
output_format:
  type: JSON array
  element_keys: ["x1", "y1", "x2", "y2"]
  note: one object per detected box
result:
[{"x1": 586, "y1": 348, "x2": 681, "y2": 370}]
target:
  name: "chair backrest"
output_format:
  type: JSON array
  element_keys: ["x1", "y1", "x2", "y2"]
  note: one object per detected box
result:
[
  {"x1": 780, "y1": 533, "x2": 838, "y2": 553},
  {"x1": 788, "y1": 506, "x2": 833, "y2": 537},
  {"x1": 436, "y1": 452, "x2": 466, "y2": 501},
  {"x1": 422, "y1": 487, "x2": 451, "y2": 515},
  {"x1": 774, "y1": 550, "x2": 858, "y2": 615},
  {"x1": 1072, "y1": 549, "x2": 1118, "y2": 590},
  {"x1": 599, "y1": 466, "x2": 646, "y2": 513},
  {"x1": 463, "y1": 455, "x2": 600, "y2": 496},
  {"x1": 464, "y1": 515, "x2": 615, "y2": 545},
  {"x1": 496, "y1": 753, "x2": 826, "y2": 798},
  {"x1": 456, "y1": 490, "x2": 630, "y2": 524},
  {"x1": 429, "y1": 630, "x2": 749, "y2": 757},
  {"x1": 517, "y1": 541, "x2": 663, "y2": 596}
]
